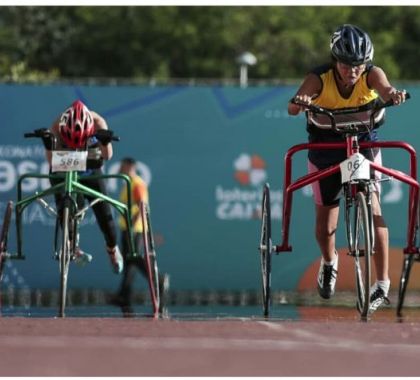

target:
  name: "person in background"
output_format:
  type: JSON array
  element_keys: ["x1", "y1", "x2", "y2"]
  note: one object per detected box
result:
[{"x1": 111, "y1": 157, "x2": 169, "y2": 316}]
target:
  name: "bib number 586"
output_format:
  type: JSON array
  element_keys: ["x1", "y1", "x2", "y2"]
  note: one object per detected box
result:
[{"x1": 52, "y1": 151, "x2": 88, "y2": 172}]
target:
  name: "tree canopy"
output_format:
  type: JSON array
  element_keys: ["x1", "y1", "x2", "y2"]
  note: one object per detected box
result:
[{"x1": 1, "y1": 6, "x2": 419, "y2": 82}]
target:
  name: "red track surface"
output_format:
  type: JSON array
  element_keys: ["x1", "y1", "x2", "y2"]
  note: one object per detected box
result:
[{"x1": 1, "y1": 315, "x2": 420, "y2": 376}]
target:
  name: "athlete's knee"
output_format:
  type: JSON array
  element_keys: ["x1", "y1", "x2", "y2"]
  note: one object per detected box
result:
[
  {"x1": 373, "y1": 214, "x2": 387, "y2": 229},
  {"x1": 315, "y1": 222, "x2": 337, "y2": 241}
]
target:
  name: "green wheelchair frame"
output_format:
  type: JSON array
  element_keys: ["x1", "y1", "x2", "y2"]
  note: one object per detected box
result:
[{"x1": 0, "y1": 158, "x2": 161, "y2": 318}]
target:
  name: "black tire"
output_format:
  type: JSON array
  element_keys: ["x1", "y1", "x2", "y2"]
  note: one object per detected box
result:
[
  {"x1": 145, "y1": 205, "x2": 160, "y2": 309},
  {"x1": 58, "y1": 205, "x2": 71, "y2": 318},
  {"x1": 397, "y1": 254, "x2": 415, "y2": 318},
  {"x1": 347, "y1": 191, "x2": 373, "y2": 318},
  {"x1": 396, "y1": 195, "x2": 419, "y2": 318},
  {"x1": 259, "y1": 183, "x2": 272, "y2": 317},
  {"x1": 141, "y1": 202, "x2": 160, "y2": 317},
  {"x1": 0, "y1": 201, "x2": 13, "y2": 281}
]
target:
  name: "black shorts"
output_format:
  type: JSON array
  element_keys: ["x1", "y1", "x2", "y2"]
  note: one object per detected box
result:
[{"x1": 308, "y1": 149, "x2": 382, "y2": 206}]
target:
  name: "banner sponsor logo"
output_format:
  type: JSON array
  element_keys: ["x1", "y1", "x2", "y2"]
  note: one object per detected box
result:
[{"x1": 215, "y1": 153, "x2": 282, "y2": 221}]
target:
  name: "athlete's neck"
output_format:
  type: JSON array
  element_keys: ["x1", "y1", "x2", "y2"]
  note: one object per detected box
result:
[{"x1": 333, "y1": 67, "x2": 354, "y2": 98}]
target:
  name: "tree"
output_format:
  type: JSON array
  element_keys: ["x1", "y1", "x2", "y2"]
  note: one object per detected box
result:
[{"x1": 0, "y1": 6, "x2": 419, "y2": 81}]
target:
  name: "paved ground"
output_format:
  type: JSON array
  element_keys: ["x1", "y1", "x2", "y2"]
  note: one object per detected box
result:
[{"x1": 0, "y1": 313, "x2": 420, "y2": 376}]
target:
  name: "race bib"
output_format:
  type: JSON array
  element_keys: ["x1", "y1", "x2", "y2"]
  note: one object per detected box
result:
[
  {"x1": 340, "y1": 152, "x2": 371, "y2": 184},
  {"x1": 51, "y1": 150, "x2": 88, "y2": 172}
]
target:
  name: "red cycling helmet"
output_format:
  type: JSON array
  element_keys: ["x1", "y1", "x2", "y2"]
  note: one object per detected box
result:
[{"x1": 58, "y1": 100, "x2": 95, "y2": 149}]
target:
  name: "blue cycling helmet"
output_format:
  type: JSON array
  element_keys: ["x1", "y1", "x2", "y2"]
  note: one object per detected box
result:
[{"x1": 330, "y1": 24, "x2": 374, "y2": 66}]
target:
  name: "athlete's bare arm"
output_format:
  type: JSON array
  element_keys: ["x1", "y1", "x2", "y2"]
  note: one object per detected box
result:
[
  {"x1": 368, "y1": 67, "x2": 406, "y2": 105},
  {"x1": 288, "y1": 73, "x2": 322, "y2": 115},
  {"x1": 91, "y1": 111, "x2": 113, "y2": 160}
]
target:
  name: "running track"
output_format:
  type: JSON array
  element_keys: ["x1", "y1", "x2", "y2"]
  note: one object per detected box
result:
[{"x1": 0, "y1": 314, "x2": 420, "y2": 376}]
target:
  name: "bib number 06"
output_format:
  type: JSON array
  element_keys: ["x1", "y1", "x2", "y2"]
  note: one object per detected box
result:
[
  {"x1": 340, "y1": 152, "x2": 371, "y2": 184},
  {"x1": 51, "y1": 151, "x2": 88, "y2": 172}
]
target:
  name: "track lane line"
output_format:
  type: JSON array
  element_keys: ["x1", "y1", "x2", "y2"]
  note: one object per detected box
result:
[{"x1": 0, "y1": 334, "x2": 419, "y2": 356}]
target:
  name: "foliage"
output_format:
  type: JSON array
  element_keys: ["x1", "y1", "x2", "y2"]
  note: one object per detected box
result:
[{"x1": 0, "y1": 6, "x2": 419, "y2": 81}]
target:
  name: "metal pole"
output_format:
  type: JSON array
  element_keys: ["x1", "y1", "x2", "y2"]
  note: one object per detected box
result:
[{"x1": 240, "y1": 64, "x2": 248, "y2": 88}]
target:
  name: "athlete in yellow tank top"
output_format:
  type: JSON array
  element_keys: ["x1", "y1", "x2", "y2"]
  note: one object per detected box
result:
[
  {"x1": 287, "y1": 24, "x2": 407, "y2": 314},
  {"x1": 304, "y1": 63, "x2": 383, "y2": 169},
  {"x1": 311, "y1": 63, "x2": 378, "y2": 109}
]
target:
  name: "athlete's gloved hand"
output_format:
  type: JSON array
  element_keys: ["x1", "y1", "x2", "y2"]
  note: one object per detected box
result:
[
  {"x1": 34, "y1": 128, "x2": 55, "y2": 150},
  {"x1": 95, "y1": 129, "x2": 114, "y2": 145}
]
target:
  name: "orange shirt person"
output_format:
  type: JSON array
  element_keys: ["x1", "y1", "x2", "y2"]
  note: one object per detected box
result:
[{"x1": 110, "y1": 157, "x2": 169, "y2": 316}]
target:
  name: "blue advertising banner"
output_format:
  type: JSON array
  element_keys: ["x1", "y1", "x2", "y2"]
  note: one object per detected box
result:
[{"x1": 0, "y1": 83, "x2": 419, "y2": 294}]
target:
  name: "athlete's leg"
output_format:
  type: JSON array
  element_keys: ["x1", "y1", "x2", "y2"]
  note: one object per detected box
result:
[
  {"x1": 368, "y1": 150, "x2": 389, "y2": 283},
  {"x1": 81, "y1": 175, "x2": 118, "y2": 247},
  {"x1": 315, "y1": 204, "x2": 340, "y2": 262},
  {"x1": 368, "y1": 191, "x2": 391, "y2": 312},
  {"x1": 81, "y1": 174, "x2": 123, "y2": 273},
  {"x1": 118, "y1": 230, "x2": 142, "y2": 304},
  {"x1": 308, "y1": 159, "x2": 341, "y2": 262},
  {"x1": 371, "y1": 191, "x2": 389, "y2": 282}
]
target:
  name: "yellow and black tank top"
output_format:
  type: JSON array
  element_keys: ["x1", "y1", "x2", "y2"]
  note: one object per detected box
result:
[
  {"x1": 307, "y1": 63, "x2": 381, "y2": 167},
  {"x1": 311, "y1": 63, "x2": 378, "y2": 109}
]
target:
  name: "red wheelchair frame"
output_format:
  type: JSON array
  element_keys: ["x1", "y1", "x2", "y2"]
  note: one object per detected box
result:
[
  {"x1": 277, "y1": 139, "x2": 420, "y2": 256},
  {"x1": 259, "y1": 97, "x2": 420, "y2": 318}
]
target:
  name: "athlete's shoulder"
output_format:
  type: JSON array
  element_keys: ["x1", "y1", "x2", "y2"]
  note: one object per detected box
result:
[
  {"x1": 365, "y1": 64, "x2": 385, "y2": 88},
  {"x1": 364, "y1": 63, "x2": 377, "y2": 75},
  {"x1": 310, "y1": 63, "x2": 333, "y2": 77}
]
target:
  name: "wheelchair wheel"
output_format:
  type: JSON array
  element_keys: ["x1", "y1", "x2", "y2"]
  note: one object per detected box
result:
[
  {"x1": 397, "y1": 197, "x2": 420, "y2": 318},
  {"x1": 397, "y1": 254, "x2": 415, "y2": 318},
  {"x1": 0, "y1": 201, "x2": 13, "y2": 281},
  {"x1": 140, "y1": 202, "x2": 160, "y2": 318},
  {"x1": 259, "y1": 183, "x2": 272, "y2": 317},
  {"x1": 346, "y1": 191, "x2": 373, "y2": 319},
  {"x1": 58, "y1": 204, "x2": 72, "y2": 318}
]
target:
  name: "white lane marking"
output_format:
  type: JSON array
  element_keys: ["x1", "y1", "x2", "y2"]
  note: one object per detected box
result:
[
  {"x1": 257, "y1": 320, "x2": 332, "y2": 343},
  {"x1": 0, "y1": 335, "x2": 419, "y2": 356}
]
